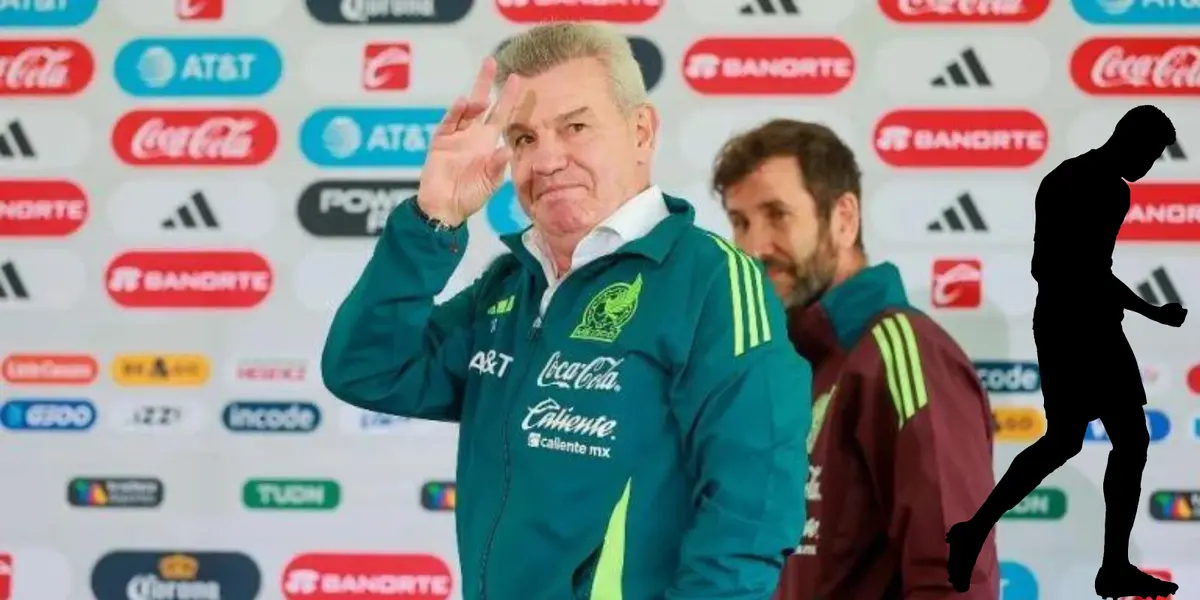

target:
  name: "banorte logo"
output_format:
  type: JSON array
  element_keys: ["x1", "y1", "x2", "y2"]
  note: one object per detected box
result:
[
  {"x1": 493, "y1": 0, "x2": 662, "y2": 23},
  {"x1": 1122, "y1": 183, "x2": 1200, "y2": 242},
  {"x1": 2, "y1": 353, "x2": 98, "y2": 384},
  {"x1": 879, "y1": 0, "x2": 1050, "y2": 22},
  {"x1": 1072, "y1": 38, "x2": 1200, "y2": 96},
  {"x1": 111, "y1": 109, "x2": 278, "y2": 167},
  {"x1": 0, "y1": 39, "x2": 94, "y2": 96},
  {"x1": 105, "y1": 251, "x2": 272, "y2": 309},
  {"x1": 874, "y1": 109, "x2": 1048, "y2": 168},
  {"x1": 683, "y1": 37, "x2": 854, "y2": 96},
  {"x1": 0, "y1": 180, "x2": 88, "y2": 237},
  {"x1": 281, "y1": 553, "x2": 453, "y2": 600}
]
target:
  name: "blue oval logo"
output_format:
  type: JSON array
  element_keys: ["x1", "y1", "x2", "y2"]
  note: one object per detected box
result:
[
  {"x1": 1, "y1": 399, "x2": 96, "y2": 431},
  {"x1": 1000, "y1": 561, "x2": 1038, "y2": 600},
  {"x1": 299, "y1": 107, "x2": 446, "y2": 168},
  {"x1": 1085, "y1": 409, "x2": 1170, "y2": 443},
  {"x1": 484, "y1": 180, "x2": 529, "y2": 236},
  {"x1": 222, "y1": 401, "x2": 321, "y2": 433},
  {"x1": 1072, "y1": 0, "x2": 1200, "y2": 24},
  {"x1": 114, "y1": 37, "x2": 282, "y2": 97},
  {"x1": 0, "y1": 0, "x2": 98, "y2": 27}
]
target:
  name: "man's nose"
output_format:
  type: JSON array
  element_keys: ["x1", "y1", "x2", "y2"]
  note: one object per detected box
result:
[
  {"x1": 738, "y1": 222, "x2": 772, "y2": 261},
  {"x1": 529, "y1": 134, "x2": 569, "y2": 175}
]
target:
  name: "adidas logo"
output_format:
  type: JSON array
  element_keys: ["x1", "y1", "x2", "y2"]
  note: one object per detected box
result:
[
  {"x1": 0, "y1": 120, "x2": 35, "y2": 159},
  {"x1": 739, "y1": 0, "x2": 800, "y2": 14},
  {"x1": 0, "y1": 261, "x2": 29, "y2": 300},
  {"x1": 1136, "y1": 267, "x2": 1183, "y2": 306},
  {"x1": 162, "y1": 192, "x2": 219, "y2": 230},
  {"x1": 1158, "y1": 141, "x2": 1187, "y2": 162},
  {"x1": 487, "y1": 295, "x2": 515, "y2": 315},
  {"x1": 927, "y1": 193, "x2": 988, "y2": 233},
  {"x1": 931, "y1": 48, "x2": 992, "y2": 88}
]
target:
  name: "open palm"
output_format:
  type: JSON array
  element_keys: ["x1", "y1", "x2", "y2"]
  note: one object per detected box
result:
[{"x1": 417, "y1": 57, "x2": 523, "y2": 226}]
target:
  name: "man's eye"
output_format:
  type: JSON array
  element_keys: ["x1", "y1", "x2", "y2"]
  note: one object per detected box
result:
[
  {"x1": 568, "y1": 123, "x2": 586, "y2": 132},
  {"x1": 514, "y1": 134, "x2": 533, "y2": 146}
]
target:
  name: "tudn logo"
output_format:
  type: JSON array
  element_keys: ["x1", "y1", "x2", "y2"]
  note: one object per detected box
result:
[
  {"x1": 0, "y1": 261, "x2": 29, "y2": 300},
  {"x1": 931, "y1": 47, "x2": 991, "y2": 88},
  {"x1": 1136, "y1": 267, "x2": 1183, "y2": 306},
  {"x1": 927, "y1": 193, "x2": 988, "y2": 233},
  {"x1": 162, "y1": 191, "x2": 219, "y2": 230},
  {"x1": 0, "y1": 120, "x2": 35, "y2": 159}
]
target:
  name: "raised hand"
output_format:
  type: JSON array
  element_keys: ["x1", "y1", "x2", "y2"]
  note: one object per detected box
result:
[
  {"x1": 1151, "y1": 302, "x2": 1187, "y2": 327},
  {"x1": 416, "y1": 57, "x2": 523, "y2": 227}
]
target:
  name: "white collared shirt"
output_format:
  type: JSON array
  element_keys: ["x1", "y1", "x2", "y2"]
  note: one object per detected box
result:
[{"x1": 522, "y1": 185, "x2": 670, "y2": 315}]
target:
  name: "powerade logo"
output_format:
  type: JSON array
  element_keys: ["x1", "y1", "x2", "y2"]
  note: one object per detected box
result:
[
  {"x1": 114, "y1": 38, "x2": 282, "y2": 97},
  {"x1": 0, "y1": 0, "x2": 98, "y2": 27},
  {"x1": 222, "y1": 401, "x2": 321, "y2": 433},
  {"x1": 1072, "y1": 0, "x2": 1200, "y2": 24},
  {"x1": 484, "y1": 181, "x2": 528, "y2": 236},
  {"x1": 299, "y1": 107, "x2": 445, "y2": 168},
  {"x1": 975, "y1": 361, "x2": 1041, "y2": 393},
  {"x1": 1086, "y1": 409, "x2": 1170, "y2": 443},
  {"x1": 1000, "y1": 561, "x2": 1038, "y2": 600},
  {"x1": 0, "y1": 399, "x2": 95, "y2": 431}
]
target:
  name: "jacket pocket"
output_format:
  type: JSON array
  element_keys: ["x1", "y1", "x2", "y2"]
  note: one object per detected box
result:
[{"x1": 571, "y1": 545, "x2": 603, "y2": 600}]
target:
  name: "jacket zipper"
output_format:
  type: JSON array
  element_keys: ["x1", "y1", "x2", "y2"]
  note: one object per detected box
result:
[
  {"x1": 476, "y1": 257, "x2": 619, "y2": 599},
  {"x1": 477, "y1": 291, "x2": 547, "y2": 600}
]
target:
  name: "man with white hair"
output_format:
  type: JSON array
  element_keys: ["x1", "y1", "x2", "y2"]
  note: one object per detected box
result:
[{"x1": 322, "y1": 22, "x2": 812, "y2": 600}]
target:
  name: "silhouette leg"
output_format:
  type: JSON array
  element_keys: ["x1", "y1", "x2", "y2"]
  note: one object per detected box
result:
[
  {"x1": 945, "y1": 419, "x2": 1086, "y2": 592},
  {"x1": 1092, "y1": 402, "x2": 1176, "y2": 599},
  {"x1": 1098, "y1": 403, "x2": 1149, "y2": 569}
]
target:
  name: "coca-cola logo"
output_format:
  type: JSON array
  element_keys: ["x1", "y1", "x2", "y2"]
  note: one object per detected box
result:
[
  {"x1": 535, "y1": 351, "x2": 623, "y2": 392},
  {"x1": 1072, "y1": 38, "x2": 1200, "y2": 96},
  {"x1": 111, "y1": 109, "x2": 278, "y2": 166},
  {"x1": 879, "y1": 0, "x2": 1049, "y2": 23},
  {"x1": 494, "y1": 0, "x2": 661, "y2": 23},
  {"x1": 0, "y1": 40, "x2": 94, "y2": 96}
]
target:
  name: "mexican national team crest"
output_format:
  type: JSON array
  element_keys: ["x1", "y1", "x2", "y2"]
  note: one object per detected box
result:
[{"x1": 570, "y1": 274, "x2": 644, "y2": 343}]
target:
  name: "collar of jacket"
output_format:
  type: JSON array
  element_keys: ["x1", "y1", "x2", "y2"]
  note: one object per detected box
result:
[
  {"x1": 787, "y1": 261, "x2": 911, "y2": 364},
  {"x1": 499, "y1": 193, "x2": 696, "y2": 280}
]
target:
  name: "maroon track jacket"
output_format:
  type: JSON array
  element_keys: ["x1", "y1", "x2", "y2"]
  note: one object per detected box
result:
[{"x1": 774, "y1": 262, "x2": 999, "y2": 600}]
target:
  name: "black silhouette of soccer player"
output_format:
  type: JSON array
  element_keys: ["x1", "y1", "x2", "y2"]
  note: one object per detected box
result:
[{"x1": 945, "y1": 105, "x2": 1187, "y2": 600}]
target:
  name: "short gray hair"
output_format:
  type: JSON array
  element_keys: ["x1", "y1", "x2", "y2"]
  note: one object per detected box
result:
[{"x1": 494, "y1": 21, "x2": 647, "y2": 113}]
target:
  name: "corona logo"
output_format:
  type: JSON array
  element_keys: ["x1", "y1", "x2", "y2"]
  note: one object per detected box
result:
[{"x1": 158, "y1": 553, "x2": 199, "y2": 580}]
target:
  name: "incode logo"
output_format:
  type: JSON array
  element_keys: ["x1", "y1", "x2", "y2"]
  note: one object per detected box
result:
[
  {"x1": 222, "y1": 401, "x2": 321, "y2": 433},
  {"x1": 974, "y1": 361, "x2": 1041, "y2": 393}
]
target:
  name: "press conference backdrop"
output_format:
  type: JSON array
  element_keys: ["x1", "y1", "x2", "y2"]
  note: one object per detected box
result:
[{"x1": 1, "y1": 0, "x2": 1198, "y2": 599}]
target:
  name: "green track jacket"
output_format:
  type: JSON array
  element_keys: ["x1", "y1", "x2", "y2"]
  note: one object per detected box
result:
[{"x1": 322, "y1": 194, "x2": 812, "y2": 600}]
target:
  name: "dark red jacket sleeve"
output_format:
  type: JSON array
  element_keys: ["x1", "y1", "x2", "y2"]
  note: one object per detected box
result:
[{"x1": 854, "y1": 311, "x2": 1000, "y2": 600}]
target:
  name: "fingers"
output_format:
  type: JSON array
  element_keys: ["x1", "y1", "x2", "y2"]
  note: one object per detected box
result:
[
  {"x1": 433, "y1": 97, "x2": 469, "y2": 136},
  {"x1": 485, "y1": 74, "x2": 523, "y2": 128},
  {"x1": 485, "y1": 144, "x2": 513, "y2": 184},
  {"x1": 468, "y1": 57, "x2": 497, "y2": 106}
]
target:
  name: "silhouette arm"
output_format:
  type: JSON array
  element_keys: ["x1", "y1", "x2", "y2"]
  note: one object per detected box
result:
[
  {"x1": 856, "y1": 313, "x2": 998, "y2": 599},
  {"x1": 1111, "y1": 272, "x2": 1158, "y2": 317}
]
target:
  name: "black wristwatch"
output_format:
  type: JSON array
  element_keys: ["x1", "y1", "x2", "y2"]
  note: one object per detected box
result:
[{"x1": 412, "y1": 199, "x2": 461, "y2": 233}]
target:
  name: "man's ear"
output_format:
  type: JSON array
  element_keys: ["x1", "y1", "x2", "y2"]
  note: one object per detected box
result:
[
  {"x1": 634, "y1": 103, "x2": 659, "y2": 161},
  {"x1": 830, "y1": 191, "x2": 861, "y2": 251}
]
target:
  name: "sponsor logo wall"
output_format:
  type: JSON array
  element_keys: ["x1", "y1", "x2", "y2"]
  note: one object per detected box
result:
[{"x1": 0, "y1": 0, "x2": 1197, "y2": 598}]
